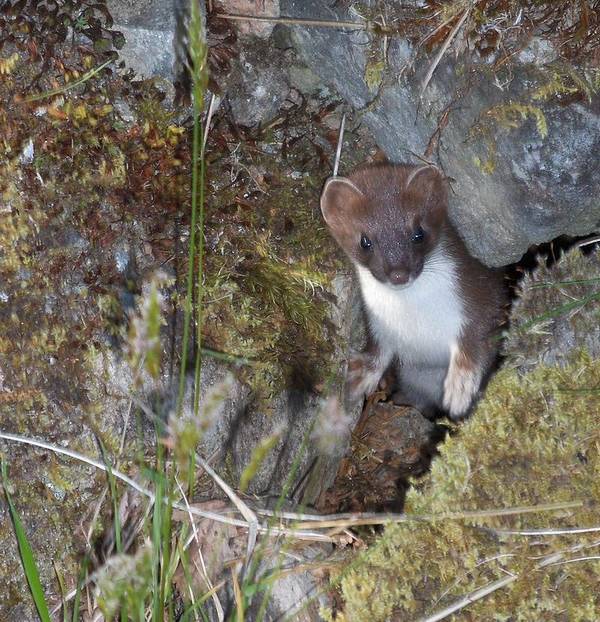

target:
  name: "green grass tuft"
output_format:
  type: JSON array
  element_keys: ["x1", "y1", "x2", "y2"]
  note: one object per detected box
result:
[{"x1": 1, "y1": 460, "x2": 52, "y2": 622}]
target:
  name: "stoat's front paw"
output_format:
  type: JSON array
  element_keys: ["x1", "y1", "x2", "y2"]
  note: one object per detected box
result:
[
  {"x1": 443, "y1": 350, "x2": 481, "y2": 420},
  {"x1": 346, "y1": 352, "x2": 382, "y2": 403}
]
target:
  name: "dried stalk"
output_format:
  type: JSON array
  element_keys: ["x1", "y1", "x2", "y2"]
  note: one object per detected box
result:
[
  {"x1": 195, "y1": 453, "x2": 259, "y2": 577},
  {"x1": 420, "y1": 5, "x2": 472, "y2": 97},
  {"x1": 215, "y1": 12, "x2": 367, "y2": 32},
  {"x1": 333, "y1": 113, "x2": 346, "y2": 177},
  {"x1": 420, "y1": 538, "x2": 600, "y2": 622},
  {"x1": 176, "y1": 478, "x2": 224, "y2": 622},
  {"x1": 0, "y1": 432, "x2": 332, "y2": 541}
]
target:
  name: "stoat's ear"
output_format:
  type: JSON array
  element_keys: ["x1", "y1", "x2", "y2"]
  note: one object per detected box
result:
[
  {"x1": 404, "y1": 165, "x2": 448, "y2": 211},
  {"x1": 320, "y1": 177, "x2": 364, "y2": 228}
]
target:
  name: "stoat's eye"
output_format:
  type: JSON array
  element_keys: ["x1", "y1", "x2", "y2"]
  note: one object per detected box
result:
[
  {"x1": 411, "y1": 225, "x2": 425, "y2": 243},
  {"x1": 360, "y1": 234, "x2": 372, "y2": 250}
]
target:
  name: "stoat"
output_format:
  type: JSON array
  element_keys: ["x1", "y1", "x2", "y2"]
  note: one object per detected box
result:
[{"x1": 320, "y1": 163, "x2": 506, "y2": 420}]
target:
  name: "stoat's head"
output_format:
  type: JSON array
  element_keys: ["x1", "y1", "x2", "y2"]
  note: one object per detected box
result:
[{"x1": 320, "y1": 163, "x2": 449, "y2": 287}]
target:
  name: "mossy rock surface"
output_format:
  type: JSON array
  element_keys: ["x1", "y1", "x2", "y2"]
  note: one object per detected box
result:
[
  {"x1": 0, "y1": 5, "x2": 374, "y2": 615},
  {"x1": 332, "y1": 249, "x2": 600, "y2": 621}
]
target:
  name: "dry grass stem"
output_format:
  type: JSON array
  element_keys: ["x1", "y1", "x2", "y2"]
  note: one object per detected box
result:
[
  {"x1": 202, "y1": 93, "x2": 219, "y2": 156},
  {"x1": 419, "y1": 574, "x2": 518, "y2": 622},
  {"x1": 231, "y1": 565, "x2": 244, "y2": 620},
  {"x1": 176, "y1": 478, "x2": 224, "y2": 622},
  {"x1": 195, "y1": 453, "x2": 259, "y2": 575},
  {"x1": 545, "y1": 555, "x2": 600, "y2": 568},
  {"x1": 421, "y1": 538, "x2": 600, "y2": 622},
  {"x1": 333, "y1": 112, "x2": 346, "y2": 177},
  {"x1": 214, "y1": 13, "x2": 366, "y2": 31},
  {"x1": 420, "y1": 5, "x2": 472, "y2": 97},
  {"x1": 0, "y1": 432, "x2": 333, "y2": 540},
  {"x1": 291, "y1": 500, "x2": 586, "y2": 529},
  {"x1": 492, "y1": 525, "x2": 600, "y2": 536},
  {"x1": 431, "y1": 553, "x2": 517, "y2": 610}
]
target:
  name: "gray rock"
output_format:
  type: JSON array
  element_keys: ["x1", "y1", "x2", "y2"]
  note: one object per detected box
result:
[
  {"x1": 282, "y1": 0, "x2": 600, "y2": 266},
  {"x1": 107, "y1": 0, "x2": 175, "y2": 77},
  {"x1": 107, "y1": 0, "x2": 176, "y2": 29},
  {"x1": 227, "y1": 45, "x2": 292, "y2": 127},
  {"x1": 190, "y1": 272, "x2": 361, "y2": 504},
  {"x1": 254, "y1": 542, "x2": 331, "y2": 621},
  {"x1": 114, "y1": 25, "x2": 176, "y2": 78},
  {"x1": 107, "y1": 0, "x2": 206, "y2": 79},
  {"x1": 96, "y1": 270, "x2": 359, "y2": 505}
]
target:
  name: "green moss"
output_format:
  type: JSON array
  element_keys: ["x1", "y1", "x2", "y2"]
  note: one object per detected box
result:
[
  {"x1": 332, "y1": 250, "x2": 600, "y2": 621},
  {"x1": 200, "y1": 136, "x2": 346, "y2": 400},
  {"x1": 504, "y1": 248, "x2": 600, "y2": 370},
  {"x1": 333, "y1": 354, "x2": 600, "y2": 620}
]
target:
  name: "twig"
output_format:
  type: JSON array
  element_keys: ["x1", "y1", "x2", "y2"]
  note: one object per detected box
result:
[
  {"x1": 195, "y1": 453, "x2": 259, "y2": 578},
  {"x1": 420, "y1": 5, "x2": 472, "y2": 97},
  {"x1": 333, "y1": 113, "x2": 346, "y2": 177},
  {"x1": 202, "y1": 93, "x2": 219, "y2": 157},
  {"x1": 0, "y1": 431, "x2": 332, "y2": 541},
  {"x1": 176, "y1": 478, "x2": 224, "y2": 622}
]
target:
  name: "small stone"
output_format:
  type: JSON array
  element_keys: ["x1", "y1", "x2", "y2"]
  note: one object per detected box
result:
[
  {"x1": 19, "y1": 138, "x2": 34, "y2": 165},
  {"x1": 214, "y1": 0, "x2": 280, "y2": 38}
]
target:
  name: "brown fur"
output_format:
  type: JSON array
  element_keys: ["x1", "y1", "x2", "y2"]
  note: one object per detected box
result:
[{"x1": 321, "y1": 162, "x2": 508, "y2": 419}]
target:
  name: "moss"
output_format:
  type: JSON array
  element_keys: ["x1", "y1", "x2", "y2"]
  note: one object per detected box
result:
[
  {"x1": 199, "y1": 116, "x2": 356, "y2": 400},
  {"x1": 333, "y1": 250, "x2": 600, "y2": 621},
  {"x1": 0, "y1": 13, "x2": 190, "y2": 609},
  {"x1": 504, "y1": 248, "x2": 600, "y2": 370},
  {"x1": 2, "y1": 3, "x2": 369, "y2": 609}
]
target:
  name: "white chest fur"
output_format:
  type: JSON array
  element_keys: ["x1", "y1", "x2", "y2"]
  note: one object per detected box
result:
[{"x1": 355, "y1": 250, "x2": 465, "y2": 367}]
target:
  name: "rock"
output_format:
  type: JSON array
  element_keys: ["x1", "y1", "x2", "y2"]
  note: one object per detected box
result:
[
  {"x1": 107, "y1": 0, "x2": 177, "y2": 29},
  {"x1": 252, "y1": 542, "x2": 331, "y2": 621},
  {"x1": 90, "y1": 273, "x2": 360, "y2": 505},
  {"x1": 196, "y1": 272, "x2": 361, "y2": 503},
  {"x1": 226, "y1": 42, "x2": 292, "y2": 126},
  {"x1": 115, "y1": 25, "x2": 177, "y2": 78},
  {"x1": 281, "y1": 0, "x2": 600, "y2": 266},
  {"x1": 214, "y1": 0, "x2": 280, "y2": 39},
  {"x1": 107, "y1": 0, "x2": 206, "y2": 79}
]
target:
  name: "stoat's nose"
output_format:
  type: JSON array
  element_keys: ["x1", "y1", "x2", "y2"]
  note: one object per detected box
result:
[{"x1": 388, "y1": 268, "x2": 410, "y2": 286}]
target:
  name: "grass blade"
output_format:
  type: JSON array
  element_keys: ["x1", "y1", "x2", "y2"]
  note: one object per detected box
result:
[
  {"x1": 71, "y1": 557, "x2": 89, "y2": 622},
  {"x1": 97, "y1": 438, "x2": 123, "y2": 554},
  {"x1": 1, "y1": 459, "x2": 52, "y2": 622},
  {"x1": 52, "y1": 562, "x2": 68, "y2": 622}
]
